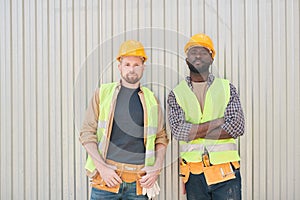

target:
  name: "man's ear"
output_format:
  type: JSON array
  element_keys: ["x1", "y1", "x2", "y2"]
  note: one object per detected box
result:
[{"x1": 141, "y1": 64, "x2": 145, "y2": 72}]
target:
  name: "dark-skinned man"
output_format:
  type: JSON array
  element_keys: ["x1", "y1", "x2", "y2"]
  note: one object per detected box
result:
[{"x1": 168, "y1": 33, "x2": 245, "y2": 200}]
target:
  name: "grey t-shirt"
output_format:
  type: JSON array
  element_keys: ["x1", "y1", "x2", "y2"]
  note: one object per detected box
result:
[{"x1": 106, "y1": 86, "x2": 145, "y2": 164}]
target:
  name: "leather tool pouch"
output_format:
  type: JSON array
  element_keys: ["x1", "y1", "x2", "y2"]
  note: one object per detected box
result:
[
  {"x1": 179, "y1": 159, "x2": 190, "y2": 184},
  {"x1": 120, "y1": 171, "x2": 145, "y2": 195},
  {"x1": 203, "y1": 162, "x2": 236, "y2": 186},
  {"x1": 91, "y1": 173, "x2": 120, "y2": 193},
  {"x1": 179, "y1": 159, "x2": 204, "y2": 184}
]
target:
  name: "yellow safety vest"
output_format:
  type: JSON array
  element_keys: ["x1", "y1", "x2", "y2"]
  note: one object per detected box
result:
[
  {"x1": 173, "y1": 78, "x2": 240, "y2": 164},
  {"x1": 85, "y1": 83, "x2": 158, "y2": 173}
]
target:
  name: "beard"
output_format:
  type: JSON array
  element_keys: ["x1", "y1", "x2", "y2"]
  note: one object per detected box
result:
[
  {"x1": 186, "y1": 59, "x2": 210, "y2": 74},
  {"x1": 121, "y1": 72, "x2": 142, "y2": 84}
]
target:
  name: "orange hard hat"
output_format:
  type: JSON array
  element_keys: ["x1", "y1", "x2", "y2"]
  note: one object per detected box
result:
[
  {"x1": 184, "y1": 33, "x2": 216, "y2": 58},
  {"x1": 116, "y1": 40, "x2": 148, "y2": 62}
]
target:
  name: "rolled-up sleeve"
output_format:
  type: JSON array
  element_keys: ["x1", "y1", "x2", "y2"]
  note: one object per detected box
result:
[
  {"x1": 155, "y1": 128, "x2": 169, "y2": 146},
  {"x1": 79, "y1": 89, "x2": 100, "y2": 145},
  {"x1": 154, "y1": 97, "x2": 169, "y2": 146},
  {"x1": 221, "y1": 83, "x2": 245, "y2": 139},
  {"x1": 167, "y1": 91, "x2": 192, "y2": 142}
]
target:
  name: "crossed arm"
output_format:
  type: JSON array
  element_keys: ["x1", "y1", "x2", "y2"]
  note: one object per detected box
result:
[
  {"x1": 188, "y1": 118, "x2": 233, "y2": 141},
  {"x1": 167, "y1": 83, "x2": 245, "y2": 142}
]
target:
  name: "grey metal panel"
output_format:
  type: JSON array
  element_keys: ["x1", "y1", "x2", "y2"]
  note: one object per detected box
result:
[
  {"x1": 165, "y1": 0, "x2": 182, "y2": 199},
  {"x1": 74, "y1": 0, "x2": 88, "y2": 198},
  {"x1": 286, "y1": 1, "x2": 298, "y2": 199},
  {"x1": 191, "y1": 0, "x2": 205, "y2": 34},
  {"x1": 49, "y1": 0, "x2": 64, "y2": 199},
  {"x1": 273, "y1": 0, "x2": 287, "y2": 199},
  {"x1": 0, "y1": 0, "x2": 13, "y2": 199},
  {"x1": 151, "y1": 1, "x2": 166, "y2": 199},
  {"x1": 24, "y1": 0, "x2": 38, "y2": 199},
  {"x1": 11, "y1": 0, "x2": 25, "y2": 199},
  {"x1": 283, "y1": 0, "x2": 299, "y2": 199},
  {"x1": 36, "y1": 0, "x2": 51, "y2": 198},
  {"x1": 61, "y1": 0, "x2": 75, "y2": 199},
  {"x1": 112, "y1": 0, "x2": 125, "y2": 82},
  {"x1": 218, "y1": 0, "x2": 232, "y2": 80},
  {"x1": 244, "y1": 1, "x2": 258, "y2": 199},
  {"x1": 257, "y1": 0, "x2": 271, "y2": 199},
  {"x1": 178, "y1": 0, "x2": 191, "y2": 80},
  {"x1": 287, "y1": 2, "x2": 300, "y2": 200},
  {"x1": 138, "y1": 1, "x2": 151, "y2": 88},
  {"x1": 100, "y1": 0, "x2": 113, "y2": 84}
]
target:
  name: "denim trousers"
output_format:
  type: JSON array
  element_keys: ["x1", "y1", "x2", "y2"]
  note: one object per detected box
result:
[
  {"x1": 185, "y1": 169, "x2": 242, "y2": 200},
  {"x1": 90, "y1": 181, "x2": 148, "y2": 200}
]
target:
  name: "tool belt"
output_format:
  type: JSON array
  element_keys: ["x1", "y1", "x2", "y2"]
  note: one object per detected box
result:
[
  {"x1": 91, "y1": 159, "x2": 146, "y2": 195},
  {"x1": 179, "y1": 156, "x2": 240, "y2": 185}
]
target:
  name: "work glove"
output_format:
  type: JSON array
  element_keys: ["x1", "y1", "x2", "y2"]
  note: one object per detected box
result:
[{"x1": 142, "y1": 181, "x2": 160, "y2": 199}]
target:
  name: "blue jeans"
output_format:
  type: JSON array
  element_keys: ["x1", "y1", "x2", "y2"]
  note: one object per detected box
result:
[
  {"x1": 90, "y1": 181, "x2": 148, "y2": 200},
  {"x1": 185, "y1": 169, "x2": 242, "y2": 200}
]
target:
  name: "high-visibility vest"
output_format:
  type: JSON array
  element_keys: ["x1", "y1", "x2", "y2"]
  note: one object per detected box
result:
[
  {"x1": 85, "y1": 83, "x2": 158, "y2": 173},
  {"x1": 173, "y1": 78, "x2": 240, "y2": 164}
]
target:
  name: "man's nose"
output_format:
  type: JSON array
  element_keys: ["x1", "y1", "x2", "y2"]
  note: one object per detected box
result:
[
  {"x1": 127, "y1": 66, "x2": 135, "y2": 71},
  {"x1": 195, "y1": 54, "x2": 201, "y2": 58}
]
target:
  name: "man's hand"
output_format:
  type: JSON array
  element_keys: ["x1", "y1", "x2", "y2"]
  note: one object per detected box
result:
[
  {"x1": 96, "y1": 163, "x2": 122, "y2": 188},
  {"x1": 83, "y1": 142, "x2": 122, "y2": 187},
  {"x1": 139, "y1": 166, "x2": 160, "y2": 188},
  {"x1": 189, "y1": 118, "x2": 226, "y2": 140}
]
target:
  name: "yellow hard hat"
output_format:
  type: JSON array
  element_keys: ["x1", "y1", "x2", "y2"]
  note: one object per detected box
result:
[
  {"x1": 116, "y1": 40, "x2": 148, "y2": 62},
  {"x1": 184, "y1": 33, "x2": 216, "y2": 58}
]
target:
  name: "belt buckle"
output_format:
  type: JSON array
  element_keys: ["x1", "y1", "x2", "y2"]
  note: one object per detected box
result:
[{"x1": 124, "y1": 166, "x2": 137, "y2": 171}]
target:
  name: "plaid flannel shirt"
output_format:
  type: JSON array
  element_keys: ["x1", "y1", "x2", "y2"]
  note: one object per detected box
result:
[{"x1": 167, "y1": 74, "x2": 245, "y2": 142}]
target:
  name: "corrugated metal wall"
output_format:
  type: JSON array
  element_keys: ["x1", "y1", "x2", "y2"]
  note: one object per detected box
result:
[{"x1": 1, "y1": 0, "x2": 299, "y2": 199}]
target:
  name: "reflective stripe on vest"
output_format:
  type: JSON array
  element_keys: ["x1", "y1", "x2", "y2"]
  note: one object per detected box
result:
[
  {"x1": 180, "y1": 141, "x2": 237, "y2": 152},
  {"x1": 141, "y1": 87, "x2": 159, "y2": 166},
  {"x1": 173, "y1": 78, "x2": 240, "y2": 164},
  {"x1": 85, "y1": 83, "x2": 158, "y2": 173}
]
